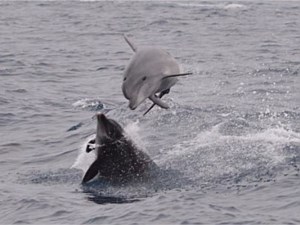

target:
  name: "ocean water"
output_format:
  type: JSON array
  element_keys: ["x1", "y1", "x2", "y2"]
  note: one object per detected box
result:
[{"x1": 1, "y1": 1, "x2": 300, "y2": 224}]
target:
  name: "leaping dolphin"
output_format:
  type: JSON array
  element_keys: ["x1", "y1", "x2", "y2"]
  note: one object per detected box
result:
[{"x1": 122, "y1": 35, "x2": 192, "y2": 115}]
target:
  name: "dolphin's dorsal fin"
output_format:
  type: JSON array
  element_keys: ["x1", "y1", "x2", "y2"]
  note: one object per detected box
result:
[{"x1": 124, "y1": 34, "x2": 137, "y2": 52}]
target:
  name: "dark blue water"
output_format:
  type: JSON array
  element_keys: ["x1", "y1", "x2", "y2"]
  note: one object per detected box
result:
[{"x1": 1, "y1": 1, "x2": 300, "y2": 224}]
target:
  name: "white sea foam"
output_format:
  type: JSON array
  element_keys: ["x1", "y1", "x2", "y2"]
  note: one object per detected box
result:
[
  {"x1": 224, "y1": 4, "x2": 247, "y2": 10},
  {"x1": 124, "y1": 120, "x2": 147, "y2": 152},
  {"x1": 166, "y1": 124, "x2": 299, "y2": 156},
  {"x1": 174, "y1": 2, "x2": 247, "y2": 10},
  {"x1": 72, "y1": 98, "x2": 104, "y2": 111},
  {"x1": 159, "y1": 124, "x2": 299, "y2": 181},
  {"x1": 175, "y1": 3, "x2": 216, "y2": 8}
]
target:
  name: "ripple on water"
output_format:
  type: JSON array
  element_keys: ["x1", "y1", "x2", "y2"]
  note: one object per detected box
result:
[
  {"x1": 0, "y1": 113, "x2": 16, "y2": 126},
  {"x1": 6, "y1": 89, "x2": 27, "y2": 93}
]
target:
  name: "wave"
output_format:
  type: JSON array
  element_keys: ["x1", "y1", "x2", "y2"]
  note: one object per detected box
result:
[{"x1": 173, "y1": 2, "x2": 248, "y2": 11}]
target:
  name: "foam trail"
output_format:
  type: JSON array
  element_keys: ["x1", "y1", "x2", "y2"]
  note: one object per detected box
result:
[
  {"x1": 161, "y1": 125, "x2": 300, "y2": 164},
  {"x1": 156, "y1": 124, "x2": 300, "y2": 183}
]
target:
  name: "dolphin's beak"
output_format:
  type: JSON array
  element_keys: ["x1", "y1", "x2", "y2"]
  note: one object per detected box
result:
[
  {"x1": 129, "y1": 97, "x2": 145, "y2": 110},
  {"x1": 128, "y1": 90, "x2": 149, "y2": 110},
  {"x1": 96, "y1": 113, "x2": 109, "y2": 137},
  {"x1": 129, "y1": 102, "x2": 137, "y2": 110},
  {"x1": 96, "y1": 113, "x2": 108, "y2": 124}
]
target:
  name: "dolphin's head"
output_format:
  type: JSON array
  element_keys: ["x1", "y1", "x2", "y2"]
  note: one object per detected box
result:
[
  {"x1": 96, "y1": 113, "x2": 124, "y2": 142},
  {"x1": 122, "y1": 75, "x2": 161, "y2": 110},
  {"x1": 122, "y1": 47, "x2": 181, "y2": 110}
]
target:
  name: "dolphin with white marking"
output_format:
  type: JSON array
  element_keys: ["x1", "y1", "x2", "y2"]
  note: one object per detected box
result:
[
  {"x1": 122, "y1": 35, "x2": 192, "y2": 115},
  {"x1": 82, "y1": 113, "x2": 158, "y2": 184}
]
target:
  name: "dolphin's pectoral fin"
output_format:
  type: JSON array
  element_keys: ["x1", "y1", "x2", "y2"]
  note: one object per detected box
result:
[
  {"x1": 143, "y1": 89, "x2": 170, "y2": 116},
  {"x1": 149, "y1": 94, "x2": 169, "y2": 109},
  {"x1": 161, "y1": 89, "x2": 170, "y2": 96},
  {"x1": 162, "y1": 72, "x2": 193, "y2": 80},
  {"x1": 86, "y1": 139, "x2": 96, "y2": 153},
  {"x1": 82, "y1": 161, "x2": 99, "y2": 184},
  {"x1": 123, "y1": 34, "x2": 137, "y2": 52}
]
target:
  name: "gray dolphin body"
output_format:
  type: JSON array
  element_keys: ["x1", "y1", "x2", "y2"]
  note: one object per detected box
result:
[
  {"x1": 122, "y1": 35, "x2": 190, "y2": 113},
  {"x1": 82, "y1": 113, "x2": 157, "y2": 184}
]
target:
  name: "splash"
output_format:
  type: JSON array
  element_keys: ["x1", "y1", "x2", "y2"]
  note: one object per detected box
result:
[
  {"x1": 72, "y1": 98, "x2": 104, "y2": 111},
  {"x1": 71, "y1": 116, "x2": 300, "y2": 189},
  {"x1": 160, "y1": 124, "x2": 300, "y2": 184},
  {"x1": 123, "y1": 120, "x2": 147, "y2": 153}
]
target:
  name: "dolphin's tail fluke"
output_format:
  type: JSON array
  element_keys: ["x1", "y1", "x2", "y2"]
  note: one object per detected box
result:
[{"x1": 124, "y1": 34, "x2": 138, "y2": 52}]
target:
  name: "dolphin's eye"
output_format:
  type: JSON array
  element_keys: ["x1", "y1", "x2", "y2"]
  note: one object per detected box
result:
[
  {"x1": 108, "y1": 130, "x2": 113, "y2": 136},
  {"x1": 123, "y1": 77, "x2": 127, "y2": 81},
  {"x1": 142, "y1": 76, "x2": 147, "y2": 81}
]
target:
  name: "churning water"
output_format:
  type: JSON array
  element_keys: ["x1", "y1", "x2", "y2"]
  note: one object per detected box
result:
[{"x1": 0, "y1": 1, "x2": 299, "y2": 224}]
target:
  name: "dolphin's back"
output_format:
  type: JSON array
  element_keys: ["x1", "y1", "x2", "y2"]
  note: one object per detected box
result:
[
  {"x1": 96, "y1": 137, "x2": 157, "y2": 183},
  {"x1": 124, "y1": 47, "x2": 179, "y2": 79}
]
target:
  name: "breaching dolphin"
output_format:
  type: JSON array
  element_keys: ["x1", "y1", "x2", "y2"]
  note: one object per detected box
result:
[
  {"x1": 122, "y1": 35, "x2": 192, "y2": 115},
  {"x1": 82, "y1": 113, "x2": 158, "y2": 184}
]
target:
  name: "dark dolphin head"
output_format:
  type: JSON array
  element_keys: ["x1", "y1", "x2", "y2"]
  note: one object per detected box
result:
[
  {"x1": 96, "y1": 113, "x2": 124, "y2": 142},
  {"x1": 82, "y1": 113, "x2": 159, "y2": 184}
]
